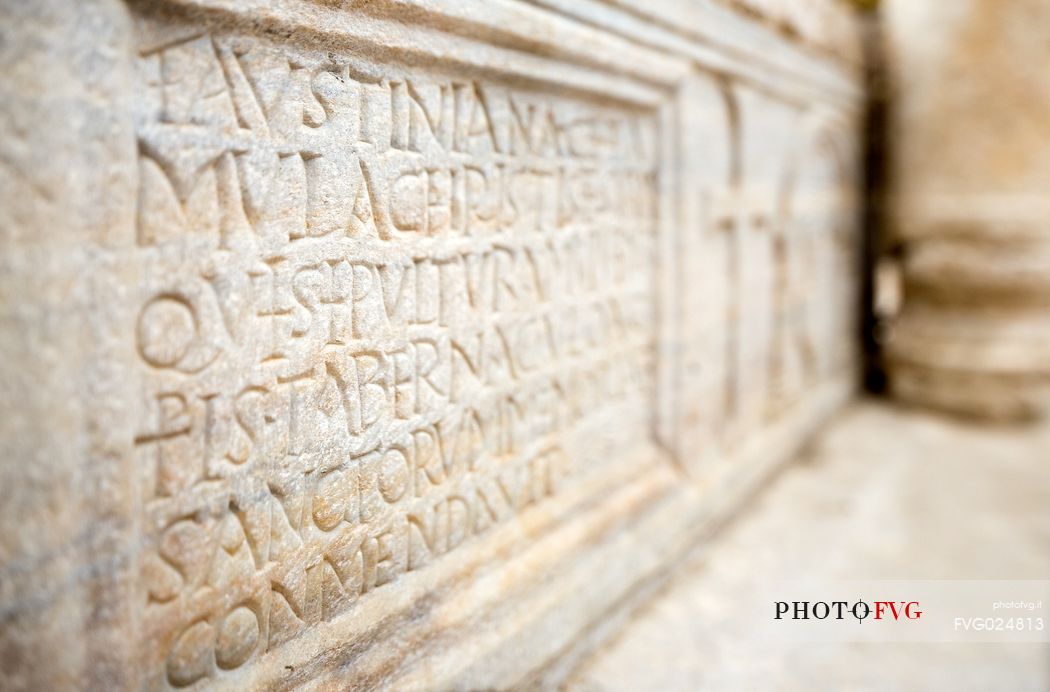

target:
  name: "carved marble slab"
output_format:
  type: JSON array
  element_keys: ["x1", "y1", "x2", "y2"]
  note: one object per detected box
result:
[{"x1": 0, "y1": 0, "x2": 863, "y2": 688}]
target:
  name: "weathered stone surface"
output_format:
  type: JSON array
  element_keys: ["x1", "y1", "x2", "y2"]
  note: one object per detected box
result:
[
  {"x1": 883, "y1": 0, "x2": 1050, "y2": 420},
  {"x1": 0, "y1": 0, "x2": 863, "y2": 688}
]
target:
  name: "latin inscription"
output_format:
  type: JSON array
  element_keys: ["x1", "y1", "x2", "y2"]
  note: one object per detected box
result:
[{"x1": 131, "y1": 22, "x2": 659, "y2": 687}]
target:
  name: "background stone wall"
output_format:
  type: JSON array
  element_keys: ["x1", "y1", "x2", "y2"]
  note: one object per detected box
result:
[{"x1": 882, "y1": 0, "x2": 1050, "y2": 420}]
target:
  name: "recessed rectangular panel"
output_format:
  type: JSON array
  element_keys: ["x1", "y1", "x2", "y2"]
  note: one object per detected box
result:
[{"x1": 130, "y1": 11, "x2": 663, "y2": 687}]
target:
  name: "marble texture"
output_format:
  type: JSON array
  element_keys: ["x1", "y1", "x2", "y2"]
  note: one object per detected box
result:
[{"x1": 0, "y1": 0, "x2": 864, "y2": 688}]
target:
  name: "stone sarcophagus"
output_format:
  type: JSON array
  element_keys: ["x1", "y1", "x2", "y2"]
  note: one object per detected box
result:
[{"x1": 0, "y1": 0, "x2": 863, "y2": 688}]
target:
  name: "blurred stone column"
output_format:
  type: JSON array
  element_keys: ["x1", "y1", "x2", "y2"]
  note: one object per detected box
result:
[{"x1": 883, "y1": 0, "x2": 1050, "y2": 419}]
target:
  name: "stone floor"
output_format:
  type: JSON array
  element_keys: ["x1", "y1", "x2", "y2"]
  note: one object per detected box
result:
[{"x1": 566, "y1": 399, "x2": 1050, "y2": 691}]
